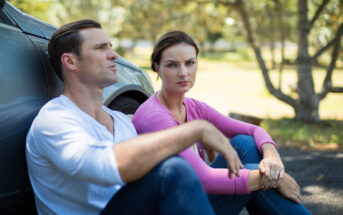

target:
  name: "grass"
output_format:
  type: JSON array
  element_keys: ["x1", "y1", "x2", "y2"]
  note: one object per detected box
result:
[
  {"x1": 125, "y1": 47, "x2": 343, "y2": 151},
  {"x1": 261, "y1": 118, "x2": 343, "y2": 151}
]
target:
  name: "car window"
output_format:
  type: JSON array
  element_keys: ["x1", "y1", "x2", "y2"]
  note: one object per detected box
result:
[{"x1": 0, "y1": 10, "x2": 6, "y2": 23}]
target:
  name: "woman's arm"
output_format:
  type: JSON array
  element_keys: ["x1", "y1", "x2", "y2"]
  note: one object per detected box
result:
[
  {"x1": 133, "y1": 110, "x2": 247, "y2": 194},
  {"x1": 201, "y1": 102, "x2": 284, "y2": 189},
  {"x1": 259, "y1": 143, "x2": 285, "y2": 189}
]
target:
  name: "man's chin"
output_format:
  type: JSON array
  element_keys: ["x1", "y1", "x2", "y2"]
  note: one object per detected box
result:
[{"x1": 103, "y1": 77, "x2": 119, "y2": 87}]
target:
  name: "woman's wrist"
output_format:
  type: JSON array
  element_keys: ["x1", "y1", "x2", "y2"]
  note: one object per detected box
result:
[
  {"x1": 261, "y1": 143, "x2": 280, "y2": 159},
  {"x1": 248, "y1": 170, "x2": 262, "y2": 192}
]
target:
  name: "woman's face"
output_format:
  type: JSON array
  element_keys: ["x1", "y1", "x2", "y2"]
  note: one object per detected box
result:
[{"x1": 157, "y1": 43, "x2": 197, "y2": 95}]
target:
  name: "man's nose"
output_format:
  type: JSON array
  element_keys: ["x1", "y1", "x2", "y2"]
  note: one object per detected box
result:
[{"x1": 108, "y1": 48, "x2": 118, "y2": 61}]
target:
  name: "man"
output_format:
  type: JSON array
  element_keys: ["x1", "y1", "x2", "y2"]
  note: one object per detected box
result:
[{"x1": 26, "y1": 19, "x2": 242, "y2": 215}]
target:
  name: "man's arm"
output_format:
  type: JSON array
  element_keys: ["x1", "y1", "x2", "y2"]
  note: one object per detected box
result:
[{"x1": 113, "y1": 120, "x2": 242, "y2": 182}]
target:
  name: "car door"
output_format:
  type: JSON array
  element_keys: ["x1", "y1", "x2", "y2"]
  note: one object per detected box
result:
[{"x1": 0, "y1": 5, "x2": 47, "y2": 213}]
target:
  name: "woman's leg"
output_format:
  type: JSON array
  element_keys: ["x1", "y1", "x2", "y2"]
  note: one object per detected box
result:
[
  {"x1": 210, "y1": 135, "x2": 262, "y2": 169},
  {"x1": 208, "y1": 162, "x2": 311, "y2": 215},
  {"x1": 230, "y1": 135, "x2": 262, "y2": 164}
]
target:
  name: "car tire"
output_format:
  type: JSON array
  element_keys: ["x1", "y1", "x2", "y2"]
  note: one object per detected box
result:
[{"x1": 108, "y1": 96, "x2": 141, "y2": 115}]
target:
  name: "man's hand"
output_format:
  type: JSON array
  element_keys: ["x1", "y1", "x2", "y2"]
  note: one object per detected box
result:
[
  {"x1": 259, "y1": 144, "x2": 284, "y2": 189},
  {"x1": 198, "y1": 121, "x2": 243, "y2": 178},
  {"x1": 277, "y1": 173, "x2": 301, "y2": 203}
]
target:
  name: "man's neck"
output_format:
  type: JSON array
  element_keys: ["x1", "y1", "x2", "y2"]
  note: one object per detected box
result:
[{"x1": 63, "y1": 83, "x2": 104, "y2": 120}]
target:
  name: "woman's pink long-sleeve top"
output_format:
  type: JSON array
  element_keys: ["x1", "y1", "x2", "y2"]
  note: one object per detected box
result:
[{"x1": 132, "y1": 93, "x2": 277, "y2": 195}]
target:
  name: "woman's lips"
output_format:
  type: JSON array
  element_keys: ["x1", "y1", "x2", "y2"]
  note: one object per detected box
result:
[{"x1": 177, "y1": 81, "x2": 189, "y2": 86}]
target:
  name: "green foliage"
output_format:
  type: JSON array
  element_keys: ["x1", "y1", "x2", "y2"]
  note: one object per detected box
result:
[
  {"x1": 9, "y1": 0, "x2": 53, "y2": 22},
  {"x1": 261, "y1": 118, "x2": 343, "y2": 150}
]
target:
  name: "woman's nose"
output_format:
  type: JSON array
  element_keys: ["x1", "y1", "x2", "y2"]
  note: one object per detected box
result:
[{"x1": 179, "y1": 65, "x2": 188, "y2": 77}]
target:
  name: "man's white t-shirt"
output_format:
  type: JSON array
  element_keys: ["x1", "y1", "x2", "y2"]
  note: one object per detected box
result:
[{"x1": 26, "y1": 95, "x2": 137, "y2": 215}]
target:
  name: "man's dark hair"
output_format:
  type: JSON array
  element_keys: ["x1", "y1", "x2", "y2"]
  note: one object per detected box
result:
[
  {"x1": 48, "y1": 19, "x2": 101, "y2": 81},
  {"x1": 151, "y1": 31, "x2": 199, "y2": 72}
]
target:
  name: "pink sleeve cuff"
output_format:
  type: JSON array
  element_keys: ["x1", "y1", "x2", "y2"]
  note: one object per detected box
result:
[
  {"x1": 235, "y1": 168, "x2": 251, "y2": 194},
  {"x1": 257, "y1": 141, "x2": 278, "y2": 154}
]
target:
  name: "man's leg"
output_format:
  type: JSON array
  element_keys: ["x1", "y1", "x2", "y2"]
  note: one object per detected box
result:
[{"x1": 101, "y1": 156, "x2": 215, "y2": 215}]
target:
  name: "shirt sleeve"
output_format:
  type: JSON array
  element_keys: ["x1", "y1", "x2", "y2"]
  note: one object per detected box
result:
[
  {"x1": 32, "y1": 111, "x2": 124, "y2": 187},
  {"x1": 200, "y1": 101, "x2": 278, "y2": 152}
]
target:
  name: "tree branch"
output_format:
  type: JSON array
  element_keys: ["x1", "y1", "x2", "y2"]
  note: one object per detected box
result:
[
  {"x1": 311, "y1": 23, "x2": 343, "y2": 64},
  {"x1": 309, "y1": 0, "x2": 331, "y2": 31},
  {"x1": 318, "y1": 26, "x2": 343, "y2": 100},
  {"x1": 234, "y1": 0, "x2": 297, "y2": 107},
  {"x1": 194, "y1": 0, "x2": 237, "y2": 6}
]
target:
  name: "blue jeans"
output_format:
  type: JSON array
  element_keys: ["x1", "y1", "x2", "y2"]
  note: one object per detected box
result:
[
  {"x1": 208, "y1": 135, "x2": 311, "y2": 215},
  {"x1": 101, "y1": 156, "x2": 215, "y2": 215}
]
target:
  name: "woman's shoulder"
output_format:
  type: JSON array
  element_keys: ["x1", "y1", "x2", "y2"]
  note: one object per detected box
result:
[
  {"x1": 132, "y1": 93, "x2": 177, "y2": 133},
  {"x1": 184, "y1": 97, "x2": 210, "y2": 115},
  {"x1": 134, "y1": 93, "x2": 167, "y2": 117}
]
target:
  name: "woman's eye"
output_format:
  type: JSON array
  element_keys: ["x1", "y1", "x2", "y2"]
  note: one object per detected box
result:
[
  {"x1": 167, "y1": 63, "x2": 177, "y2": 68},
  {"x1": 186, "y1": 60, "x2": 196, "y2": 66}
]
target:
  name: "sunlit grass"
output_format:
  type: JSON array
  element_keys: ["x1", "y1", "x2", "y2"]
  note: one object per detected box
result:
[
  {"x1": 126, "y1": 47, "x2": 343, "y2": 120},
  {"x1": 261, "y1": 118, "x2": 343, "y2": 151},
  {"x1": 125, "y1": 48, "x2": 343, "y2": 150}
]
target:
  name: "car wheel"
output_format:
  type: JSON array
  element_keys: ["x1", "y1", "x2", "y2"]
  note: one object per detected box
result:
[{"x1": 108, "y1": 96, "x2": 141, "y2": 117}]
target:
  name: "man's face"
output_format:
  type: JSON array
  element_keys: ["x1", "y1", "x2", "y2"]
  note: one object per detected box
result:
[{"x1": 76, "y1": 28, "x2": 118, "y2": 88}]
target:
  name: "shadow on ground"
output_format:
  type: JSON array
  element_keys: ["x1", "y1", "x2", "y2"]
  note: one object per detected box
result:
[
  {"x1": 239, "y1": 147, "x2": 343, "y2": 215},
  {"x1": 279, "y1": 147, "x2": 343, "y2": 215}
]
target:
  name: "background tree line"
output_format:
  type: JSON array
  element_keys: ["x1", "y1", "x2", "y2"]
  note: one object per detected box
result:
[{"x1": 10, "y1": 0, "x2": 343, "y2": 122}]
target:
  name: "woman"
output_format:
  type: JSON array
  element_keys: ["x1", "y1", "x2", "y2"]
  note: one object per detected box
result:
[{"x1": 132, "y1": 31, "x2": 311, "y2": 215}]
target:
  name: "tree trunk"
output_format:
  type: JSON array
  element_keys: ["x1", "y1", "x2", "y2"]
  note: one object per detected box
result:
[{"x1": 295, "y1": 0, "x2": 320, "y2": 122}]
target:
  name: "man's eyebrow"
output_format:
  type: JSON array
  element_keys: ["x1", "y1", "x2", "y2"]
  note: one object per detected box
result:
[{"x1": 94, "y1": 42, "x2": 112, "y2": 48}]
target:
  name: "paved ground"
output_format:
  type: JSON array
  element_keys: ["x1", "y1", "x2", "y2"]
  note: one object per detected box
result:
[
  {"x1": 279, "y1": 147, "x2": 343, "y2": 215},
  {"x1": 240, "y1": 147, "x2": 343, "y2": 215}
]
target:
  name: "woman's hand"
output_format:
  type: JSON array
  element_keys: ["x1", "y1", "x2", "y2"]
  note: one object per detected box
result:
[
  {"x1": 259, "y1": 143, "x2": 285, "y2": 189},
  {"x1": 198, "y1": 121, "x2": 243, "y2": 178},
  {"x1": 277, "y1": 173, "x2": 301, "y2": 203}
]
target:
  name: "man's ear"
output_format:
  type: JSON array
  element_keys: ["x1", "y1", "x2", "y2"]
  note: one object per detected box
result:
[{"x1": 61, "y1": 53, "x2": 78, "y2": 71}]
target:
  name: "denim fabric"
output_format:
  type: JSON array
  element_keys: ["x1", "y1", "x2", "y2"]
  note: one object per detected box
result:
[
  {"x1": 101, "y1": 156, "x2": 215, "y2": 215},
  {"x1": 208, "y1": 135, "x2": 311, "y2": 215}
]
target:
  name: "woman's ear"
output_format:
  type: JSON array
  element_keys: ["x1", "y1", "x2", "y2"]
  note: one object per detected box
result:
[
  {"x1": 61, "y1": 53, "x2": 77, "y2": 71},
  {"x1": 153, "y1": 62, "x2": 159, "y2": 72}
]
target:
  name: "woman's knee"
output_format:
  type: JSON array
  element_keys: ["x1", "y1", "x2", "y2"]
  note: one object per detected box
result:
[
  {"x1": 157, "y1": 156, "x2": 198, "y2": 181},
  {"x1": 231, "y1": 135, "x2": 261, "y2": 163},
  {"x1": 231, "y1": 135, "x2": 255, "y2": 148}
]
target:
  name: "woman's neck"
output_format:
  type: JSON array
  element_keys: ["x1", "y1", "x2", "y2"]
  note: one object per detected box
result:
[
  {"x1": 158, "y1": 90, "x2": 184, "y2": 111},
  {"x1": 157, "y1": 89, "x2": 186, "y2": 123}
]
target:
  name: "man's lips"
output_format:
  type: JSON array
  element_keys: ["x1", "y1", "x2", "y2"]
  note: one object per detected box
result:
[{"x1": 109, "y1": 64, "x2": 116, "y2": 71}]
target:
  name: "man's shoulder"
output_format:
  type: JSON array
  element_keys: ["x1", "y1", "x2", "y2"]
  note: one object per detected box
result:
[{"x1": 30, "y1": 96, "x2": 83, "y2": 134}]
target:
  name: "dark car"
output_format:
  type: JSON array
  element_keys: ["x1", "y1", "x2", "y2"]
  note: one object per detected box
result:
[{"x1": 0, "y1": 1, "x2": 154, "y2": 214}]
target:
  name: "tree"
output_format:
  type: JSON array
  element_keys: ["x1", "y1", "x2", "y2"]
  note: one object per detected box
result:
[
  {"x1": 202, "y1": 0, "x2": 343, "y2": 122},
  {"x1": 10, "y1": 0, "x2": 53, "y2": 22}
]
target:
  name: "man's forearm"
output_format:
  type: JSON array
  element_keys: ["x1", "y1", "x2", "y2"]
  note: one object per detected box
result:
[{"x1": 113, "y1": 120, "x2": 207, "y2": 183}]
